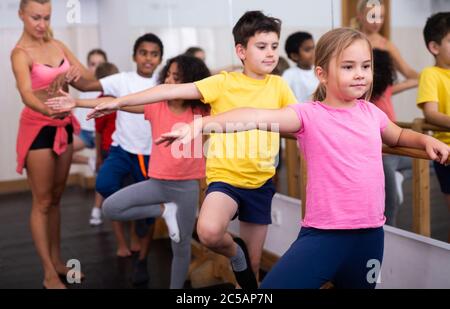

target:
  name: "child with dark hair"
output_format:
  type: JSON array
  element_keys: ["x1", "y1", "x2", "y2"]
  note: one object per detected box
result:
[
  {"x1": 417, "y1": 12, "x2": 450, "y2": 242},
  {"x1": 371, "y1": 49, "x2": 417, "y2": 226},
  {"x1": 282, "y1": 31, "x2": 319, "y2": 102},
  {"x1": 184, "y1": 46, "x2": 206, "y2": 61}
]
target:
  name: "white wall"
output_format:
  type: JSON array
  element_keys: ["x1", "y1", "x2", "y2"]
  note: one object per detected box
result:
[{"x1": 98, "y1": 0, "x2": 340, "y2": 72}]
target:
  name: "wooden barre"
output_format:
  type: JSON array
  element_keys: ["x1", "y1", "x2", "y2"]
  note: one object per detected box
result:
[
  {"x1": 382, "y1": 145, "x2": 450, "y2": 164},
  {"x1": 396, "y1": 120, "x2": 450, "y2": 133}
]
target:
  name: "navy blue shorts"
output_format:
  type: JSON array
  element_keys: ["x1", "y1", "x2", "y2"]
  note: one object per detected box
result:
[
  {"x1": 79, "y1": 129, "x2": 95, "y2": 149},
  {"x1": 434, "y1": 161, "x2": 450, "y2": 194},
  {"x1": 260, "y1": 227, "x2": 384, "y2": 289},
  {"x1": 205, "y1": 179, "x2": 276, "y2": 225}
]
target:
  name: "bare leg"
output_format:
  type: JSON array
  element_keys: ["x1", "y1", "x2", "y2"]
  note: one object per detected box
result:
[
  {"x1": 26, "y1": 149, "x2": 65, "y2": 289},
  {"x1": 94, "y1": 192, "x2": 103, "y2": 208},
  {"x1": 196, "y1": 192, "x2": 238, "y2": 258},
  {"x1": 48, "y1": 145, "x2": 84, "y2": 280},
  {"x1": 72, "y1": 135, "x2": 89, "y2": 165},
  {"x1": 137, "y1": 224, "x2": 155, "y2": 261},
  {"x1": 113, "y1": 221, "x2": 131, "y2": 257},
  {"x1": 239, "y1": 222, "x2": 268, "y2": 281},
  {"x1": 130, "y1": 221, "x2": 141, "y2": 253}
]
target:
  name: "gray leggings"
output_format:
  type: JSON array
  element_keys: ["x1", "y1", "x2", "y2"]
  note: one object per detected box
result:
[{"x1": 102, "y1": 178, "x2": 199, "y2": 289}]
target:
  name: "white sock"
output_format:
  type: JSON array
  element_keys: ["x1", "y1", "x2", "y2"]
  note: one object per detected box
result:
[
  {"x1": 162, "y1": 203, "x2": 180, "y2": 243},
  {"x1": 91, "y1": 207, "x2": 102, "y2": 219}
]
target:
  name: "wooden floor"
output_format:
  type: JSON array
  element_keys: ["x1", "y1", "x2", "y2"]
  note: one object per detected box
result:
[{"x1": 0, "y1": 171, "x2": 448, "y2": 289}]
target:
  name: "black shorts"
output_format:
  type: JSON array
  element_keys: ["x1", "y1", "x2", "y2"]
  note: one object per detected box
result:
[{"x1": 29, "y1": 125, "x2": 74, "y2": 150}]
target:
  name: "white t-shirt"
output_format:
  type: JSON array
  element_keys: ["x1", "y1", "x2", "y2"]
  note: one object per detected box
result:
[
  {"x1": 74, "y1": 92, "x2": 100, "y2": 131},
  {"x1": 100, "y1": 71, "x2": 157, "y2": 155},
  {"x1": 282, "y1": 66, "x2": 319, "y2": 103}
]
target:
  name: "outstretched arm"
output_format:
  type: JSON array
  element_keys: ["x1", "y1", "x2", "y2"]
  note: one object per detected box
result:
[
  {"x1": 382, "y1": 121, "x2": 450, "y2": 164},
  {"x1": 84, "y1": 83, "x2": 202, "y2": 119},
  {"x1": 45, "y1": 90, "x2": 145, "y2": 117},
  {"x1": 156, "y1": 106, "x2": 301, "y2": 146}
]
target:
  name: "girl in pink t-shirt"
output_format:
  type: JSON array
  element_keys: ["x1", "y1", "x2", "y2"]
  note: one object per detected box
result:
[{"x1": 158, "y1": 28, "x2": 449, "y2": 289}]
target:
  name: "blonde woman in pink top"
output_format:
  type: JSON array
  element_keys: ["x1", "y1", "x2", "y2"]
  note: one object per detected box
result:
[
  {"x1": 157, "y1": 28, "x2": 449, "y2": 288},
  {"x1": 11, "y1": 0, "x2": 97, "y2": 289}
]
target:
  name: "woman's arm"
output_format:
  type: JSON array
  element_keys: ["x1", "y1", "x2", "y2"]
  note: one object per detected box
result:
[
  {"x1": 11, "y1": 48, "x2": 69, "y2": 118},
  {"x1": 382, "y1": 121, "x2": 450, "y2": 164},
  {"x1": 54, "y1": 40, "x2": 102, "y2": 92},
  {"x1": 387, "y1": 41, "x2": 420, "y2": 79},
  {"x1": 392, "y1": 78, "x2": 418, "y2": 95}
]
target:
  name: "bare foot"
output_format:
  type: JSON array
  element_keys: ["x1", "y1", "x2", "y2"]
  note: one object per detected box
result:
[
  {"x1": 43, "y1": 276, "x2": 66, "y2": 289},
  {"x1": 116, "y1": 247, "x2": 132, "y2": 258}
]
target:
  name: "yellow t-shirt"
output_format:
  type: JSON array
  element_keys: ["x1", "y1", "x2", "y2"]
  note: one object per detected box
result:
[
  {"x1": 417, "y1": 66, "x2": 450, "y2": 145},
  {"x1": 195, "y1": 71, "x2": 297, "y2": 188}
]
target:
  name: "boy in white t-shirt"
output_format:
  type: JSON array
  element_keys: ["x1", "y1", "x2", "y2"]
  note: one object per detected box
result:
[{"x1": 282, "y1": 31, "x2": 319, "y2": 103}]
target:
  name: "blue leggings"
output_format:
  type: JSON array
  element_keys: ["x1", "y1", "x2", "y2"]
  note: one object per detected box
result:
[{"x1": 260, "y1": 227, "x2": 384, "y2": 289}]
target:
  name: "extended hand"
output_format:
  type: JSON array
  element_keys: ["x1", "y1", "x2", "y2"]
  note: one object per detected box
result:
[
  {"x1": 155, "y1": 122, "x2": 199, "y2": 147},
  {"x1": 45, "y1": 90, "x2": 76, "y2": 111},
  {"x1": 86, "y1": 100, "x2": 120, "y2": 120},
  {"x1": 425, "y1": 138, "x2": 450, "y2": 165}
]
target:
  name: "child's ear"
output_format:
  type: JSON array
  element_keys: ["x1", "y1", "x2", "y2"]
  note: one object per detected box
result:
[
  {"x1": 427, "y1": 41, "x2": 440, "y2": 56},
  {"x1": 289, "y1": 52, "x2": 299, "y2": 62},
  {"x1": 235, "y1": 44, "x2": 246, "y2": 61},
  {"x1": 315, "y1": 66, "x2": 327, "y2": 84}
]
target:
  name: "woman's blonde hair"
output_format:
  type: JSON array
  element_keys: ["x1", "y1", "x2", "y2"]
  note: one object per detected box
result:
[
  {"x1": 313, "y1": 28, "x2": 373, "y2": 102},
  {"x1": 20, "y1": 0, "x2": 53, "y2": 42},
  {"x1": 351, "y1": 0, "x2": 384, "y2": 30}
]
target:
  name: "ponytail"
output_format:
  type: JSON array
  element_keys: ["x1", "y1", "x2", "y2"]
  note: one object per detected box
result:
[{"x1": 313, "y1": 83, "x2": 327, "y2": 102}]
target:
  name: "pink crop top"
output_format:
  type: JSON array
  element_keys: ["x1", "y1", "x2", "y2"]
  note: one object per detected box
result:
[{"x1": 16, "y1": 41, "x2": 70, "y2": 90}]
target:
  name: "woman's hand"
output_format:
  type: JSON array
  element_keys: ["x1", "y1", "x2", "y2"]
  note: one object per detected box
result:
[
  {"x1": 45, "y1": 90, "x2": 77, "y2": 111},
  {"x1": 47, "y1": 66, "x2": 81, "y2": 96}
]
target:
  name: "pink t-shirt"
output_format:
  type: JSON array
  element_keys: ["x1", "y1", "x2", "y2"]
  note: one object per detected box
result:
[
  {"x1": 144, "y1": 102, "x2": 207, "y2": 180},
  {"x1": 290, "y1": 100, "x2": 389, "y2": 229}
]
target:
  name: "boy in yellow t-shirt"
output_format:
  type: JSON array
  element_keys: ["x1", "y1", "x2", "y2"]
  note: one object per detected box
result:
[
  {"x1": 417, "y1": 12, "x2": 450, "y2": 242},
  {"x1": 78, "y1": 11, "x2": 297, "y2": 288}
]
